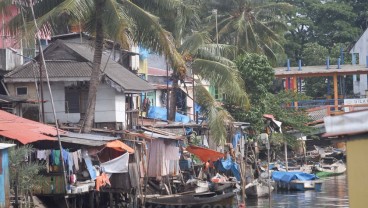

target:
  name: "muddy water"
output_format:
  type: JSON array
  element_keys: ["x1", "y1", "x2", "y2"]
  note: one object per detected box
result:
[{"x1": 245, "y1": 174, "x2": 349, "y2": 208}]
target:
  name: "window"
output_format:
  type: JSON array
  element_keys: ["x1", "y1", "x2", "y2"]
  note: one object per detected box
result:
[
  {"x1": 65, "y1": 82, "x2": 88, "y2": 114},
  {"x1": 65, "y1": 89, "x2": 80, "y2": 113},
  {"x1": 16, "y1": 87, "x2": 28, "y2": 95}
]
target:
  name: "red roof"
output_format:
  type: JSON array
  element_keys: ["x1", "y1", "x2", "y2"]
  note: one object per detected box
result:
[{"x1": 0, "y1": 110, "x2": 60, "y2": 144}]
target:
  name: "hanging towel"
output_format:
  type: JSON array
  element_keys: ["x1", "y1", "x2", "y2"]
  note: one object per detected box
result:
[
  {"x1": 100, "y1": 153, "x2": 129, "y2": 173},
  {"x1": 37, "y1": 150, "x2": 47, "y2": 160},
  {"x1": 68, "y1": 152, "x2": 74, "y2": 173},
  {"x1": 72, "y1": 152, "x2": 79, "y2": 171},
  {"x1": 53, "y1": 150, "x2": 61, "y2": 166},
  {"x1": 77, "y1": 150, "x2": 82, "y2": 162},
  {"x1": 62, "y1": 149, "x2": 69, "y2": 164}
]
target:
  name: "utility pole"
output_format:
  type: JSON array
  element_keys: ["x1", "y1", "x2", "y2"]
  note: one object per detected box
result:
[{"x1": 38, "y1": 44, "x2": 45, "y2": 123}]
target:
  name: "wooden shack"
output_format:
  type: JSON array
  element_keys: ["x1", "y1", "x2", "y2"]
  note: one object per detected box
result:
[{"x1": 0, "y1": 143, "x2": 16, "y2": 208}]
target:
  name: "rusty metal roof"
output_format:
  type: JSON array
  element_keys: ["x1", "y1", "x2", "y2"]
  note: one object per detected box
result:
[{"x1": 0, "y1": 110, "x2": 59, "y2": 144}]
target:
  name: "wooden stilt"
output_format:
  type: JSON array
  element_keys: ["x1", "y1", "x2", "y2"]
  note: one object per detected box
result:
[
  {"x1": 89, "y1": 191, "x2": 95, "y2": 208},
  {"x1": 109, "y1": 192, "x2": 114, "y2": 208},
  {"x1": 293, "y1": 75, "x2": 298, "y2": 109},
  {"x1": 333, "y1": 73, "x2": 339, "y2": 111}
]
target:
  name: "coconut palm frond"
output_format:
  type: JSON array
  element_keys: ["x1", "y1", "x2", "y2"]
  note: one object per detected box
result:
[
  {"x1": 102, "y1": 0, "x2": 131, "y2": 43},
  {"x1": 180, "y1": 31, "x2": 211, "y2": 54},
  {"x1": 192, "y1": 58, "x2": 249, "y2": 109},
  {"x1": 18, "y1": 0, "x2": 92, "y2": 42},
  {"x1": 123, "y1": 0, "x2": 185, "y2": 70},
  {"x1": 195, "y1": 84, "x2": 233, "y2": 145},
  {"x1": 264, "y1": 20, "x2": 288, "y2": 34},
  {"x1": 173, "y1": 2, "x2": 200, "y2": 41},
  {"x1": 200, "y1": 44, "x2": 238, "y2": 60},
  {"x1": 255, "y1": 20, "x2": 282, "y2": 43},
  {"x1": 216, "y1": 16, "x2": 234, "y2": 40},
  {"x1": 195, "y1": 49, "x2": 236, "y2": 67},
  {"x1": 133, "y1": 0, "x2": 181, "y2": 12},
  {"x1": 255, "y1": 2, "x2": 293, "y2": 13}
]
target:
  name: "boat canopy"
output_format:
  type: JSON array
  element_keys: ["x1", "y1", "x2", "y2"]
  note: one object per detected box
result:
[{"x1": 272, "y1": 171, "x2": 318, "y2": 183}]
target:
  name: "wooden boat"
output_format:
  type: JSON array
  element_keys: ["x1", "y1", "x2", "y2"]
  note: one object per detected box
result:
[
  {"x1": 272, "y1": 171, "x2": 323, "y2": 191},
  {"x1": 314, "y1": 157, "x2": 346, "y2": 177},
  {"x1": 245, "y1": 179, "x2": 274, "y2": 198},
  {"x1": 145, "y1": 192, "x2": 235, "y2": 208}
]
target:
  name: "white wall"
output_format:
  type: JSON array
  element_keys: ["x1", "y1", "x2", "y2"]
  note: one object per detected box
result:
[
  {"x1": 350, "y1": 29, "x2": 368, "y2": 97},
  {"x1": 44, "y1": 82, "x2": 125, "y2": 124},
  {"x1": 94, "y1": 84, "x2": 116, "y2": 122},
  {"x1": 43, "y1": 82, "x2": 81, "y2": 123},
  {"x1": 115, "y1": 93, "x2": 125, "y2": 125}
]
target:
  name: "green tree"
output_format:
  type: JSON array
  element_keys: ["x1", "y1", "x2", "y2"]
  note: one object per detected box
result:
[
  {"x1": 280, "y1": 0, "x2": 361, "y2": 63},
  {"x1": 5, "y1": 0, "x2": 187, "y2": 128},
  {"x1": 225, "y1": 53, "x2": 312, "y2": 139},
  {"x1": 341, "y1": 0, "x2": 368, "y2": 31},
  {"x1": 301, "y1": 43, "x2": 353, "y2": 98},
  {"x1": 8, "y1": 145, "x2": 46, "y2": 207},
  {"x1": 202, "y1": 0, "x2": 291, "y2": 63},
  {"x1": 180, "y1": 32, "x2": 249, "y2": 144}
]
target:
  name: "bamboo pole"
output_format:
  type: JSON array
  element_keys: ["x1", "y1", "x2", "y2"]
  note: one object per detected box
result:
[{"x1": 28, "y1": 1, "x2": 69, "y2": 207}]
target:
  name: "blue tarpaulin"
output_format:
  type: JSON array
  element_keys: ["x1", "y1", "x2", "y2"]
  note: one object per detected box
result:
[
  {"x1": 147, "y1": 106, "x2": 190, "y2": 123},
  {"x1": 232, "y1": 131, "x2": 242, "y2": 149},
  {"x1": 214, "y1": 157, "x2": 241, "y2": 181},
  {"x1": 272, "y1": 171, "x2": 318, "y2": 183}
]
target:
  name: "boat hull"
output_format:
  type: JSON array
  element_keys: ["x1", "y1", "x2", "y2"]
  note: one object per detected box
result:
[
  {"x1": 316, "y1": 171, "x2": 344, "y2": 178},
  {"x1": 145, "y1": 192, "x2": 235, "y2": 208},
  {"x1": 245, "y1": 183, "x2": 273, "y2": 198},
  {"x1": 275, "y1": 180, "x2": 323, "y2": 191}
]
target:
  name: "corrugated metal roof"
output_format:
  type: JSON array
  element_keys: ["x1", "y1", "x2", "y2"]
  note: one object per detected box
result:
[
  {"x1": 60, "y1": 132, "x2": 124, "y2": 147},
  {"x1": 64, "y1": 41, "x2": 154, "y2": 93},
  {"x1": 5, "y1": 40, "x2": 154, "y2": 93},
  {"x1": 60, "y1": 137, "x2": 112, "y2": 147},
  {"x1": 0, "y1": 110, "x2": 59, "y2": 144},
  {"x1": 4, "y1": 61, "x2": 92, "y2": 81},
  {"x1": 0, "y1": 94, "x2": 28, "y2": 103}
]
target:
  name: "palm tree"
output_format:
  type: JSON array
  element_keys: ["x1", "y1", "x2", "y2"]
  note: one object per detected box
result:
[
  {"x1": 5, "y1": 0, "x2": 186, "y2": 132},
  {"x1": 203, "y1": 0, "x2": 291, "y2": 63},
  {"x1": 180, "y1": 31, "x2": 249, "y2": 144}
]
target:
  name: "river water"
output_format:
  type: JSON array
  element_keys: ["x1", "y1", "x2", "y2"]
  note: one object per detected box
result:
[{"x1": 244, "y1": 174, "x2": 349, "y2": 208}]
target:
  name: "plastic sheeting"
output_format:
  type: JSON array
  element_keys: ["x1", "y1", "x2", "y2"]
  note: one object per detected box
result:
[
  {"x1": 232, "y1": 131, "x2": 242, "y2": 150},
  {"x1": 147, "y1": 106, "x2": 190, "y2": 123},
  {"x1": 272, "y1": 171, "x2": 318, "y2": 183},
  {"x1": 100, "y1": 153, "x2": 129, "y2": 173},
  {"x1": 105, "y1": 140, "x2": 135, "y2": 153},
  {"x1": 186, "y1": 145, "x2": 224, "y2": 163},
  {"x1": 214, "y1": 158, "x2": 241, "y2": 181}
]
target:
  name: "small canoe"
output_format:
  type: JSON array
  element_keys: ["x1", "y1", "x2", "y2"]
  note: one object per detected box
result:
[
  {"x1": 145, "y1": 192, "x2": 235, "y2": 208},
  {"x1": 315, "y1": 158, "x2": 346, "y2": 178}
]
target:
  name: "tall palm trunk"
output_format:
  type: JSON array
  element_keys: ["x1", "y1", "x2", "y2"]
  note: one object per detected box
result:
[
  {"x1": 81, "y1": 0, "x2": 105, "y2": 133},
  {"x1": 168, "y1": 77, "x2": 179, "y2": 121}
]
